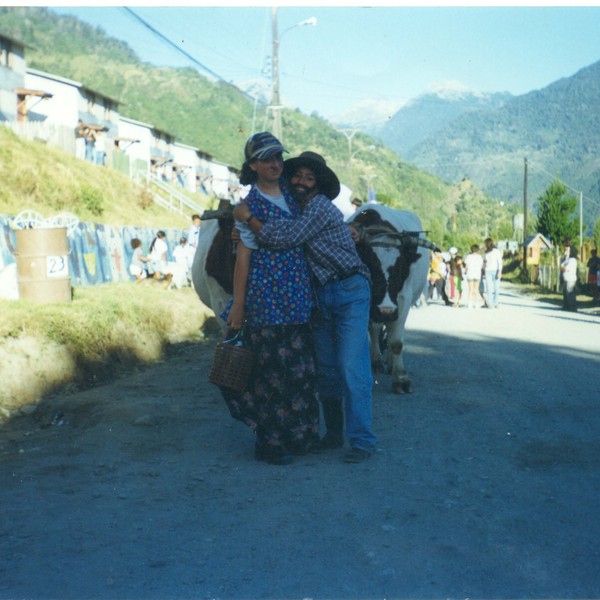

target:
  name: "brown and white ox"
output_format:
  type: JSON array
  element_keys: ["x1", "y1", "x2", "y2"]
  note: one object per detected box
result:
[
  {"x1": 347, "y1": 204, "x2": 438, "y2": 394},
  {"x1": 191, "y1": 203, "x2": 236, "y2": 333}
]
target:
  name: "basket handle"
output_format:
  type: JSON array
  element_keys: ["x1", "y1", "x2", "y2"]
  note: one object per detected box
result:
[{"x1": 223, "y1": 321, "x2": 248, "y2": 345}]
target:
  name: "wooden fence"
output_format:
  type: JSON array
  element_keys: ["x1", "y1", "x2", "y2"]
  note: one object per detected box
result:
[{"x1": 2, "y1": 121, "x2": 75, "y2": 155}]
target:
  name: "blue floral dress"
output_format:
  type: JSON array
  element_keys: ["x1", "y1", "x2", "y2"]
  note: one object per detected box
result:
[{"x1": 220, "y1": 182, "x2": 319, "y2": 453}]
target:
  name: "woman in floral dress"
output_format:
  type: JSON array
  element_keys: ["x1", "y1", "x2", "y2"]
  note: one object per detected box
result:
[{"x1": 221, "y1": 132, "x2": 319, "y2": 465}]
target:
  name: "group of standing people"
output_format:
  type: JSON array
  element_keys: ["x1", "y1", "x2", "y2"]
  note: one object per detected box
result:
[
  {"x1": 218, "y1": 132, "x2": 376, "y2": 465},
  {"x1": 74, "y1": 120, "x2": 106, "y2": 165},
  {"x1": 428, "y1": 239, "x2": 503, "y2": 309}
]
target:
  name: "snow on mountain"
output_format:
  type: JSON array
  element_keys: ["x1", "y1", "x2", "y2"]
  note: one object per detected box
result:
[
  {"x1": 379, "y1": 83, "x2": 513, "y2": 156},
  {"x1": 329, "y1": 97, "x2": 405, "y2": 130}
]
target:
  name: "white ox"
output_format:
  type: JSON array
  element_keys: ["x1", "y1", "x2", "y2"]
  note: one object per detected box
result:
[
  {"x1": 191, "y1": 206, "x2": 236, "y2": 333},
  {"x1": 347, "y1": 204, "x2": 438, "y2": 394}
]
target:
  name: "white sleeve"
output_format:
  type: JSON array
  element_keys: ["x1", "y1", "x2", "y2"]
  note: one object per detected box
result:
[{"x1": 236, "y1": 219, "x2": 259, "y2": 250}]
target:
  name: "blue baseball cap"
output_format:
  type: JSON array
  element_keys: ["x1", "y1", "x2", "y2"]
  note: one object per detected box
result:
[{"x1": 244, "y1": 131, "x2": 287, "y2": 161}]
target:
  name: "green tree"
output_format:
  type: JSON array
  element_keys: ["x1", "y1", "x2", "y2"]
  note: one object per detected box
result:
[
  {"x1": 536, "y1": 180, "x2": 578, "y2": 246},
  {"x1": 536, "y1": 180, "x2": 579, "y2": 290},
  {"x1": 593, "y1": 217, "x2": 600, "y2": 249}
]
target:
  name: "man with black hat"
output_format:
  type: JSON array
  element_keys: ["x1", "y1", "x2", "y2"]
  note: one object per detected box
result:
[{"x1": 233, "y1": 151, "x2": 377, "y2": 463}]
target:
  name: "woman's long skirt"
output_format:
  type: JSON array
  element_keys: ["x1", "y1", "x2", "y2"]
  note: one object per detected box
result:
[{"x1": 221, "y1": 323, "x2": 320, "y2": 452}]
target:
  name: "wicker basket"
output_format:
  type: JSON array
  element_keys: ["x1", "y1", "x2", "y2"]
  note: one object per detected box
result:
[{"x1": 209, "y1": 331, "x2": 255, "y2": 392}]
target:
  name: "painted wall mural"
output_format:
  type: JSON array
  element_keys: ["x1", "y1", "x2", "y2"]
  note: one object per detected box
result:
[{"x1": 0, "y1": 214, "x2": 186, "y2": 295}]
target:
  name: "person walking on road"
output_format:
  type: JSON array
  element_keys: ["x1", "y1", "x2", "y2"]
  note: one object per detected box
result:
[
  {"x1": 586, "y1": 249, "x2": 600, "y2": 304},
  {"x1": 483, "y1": 237, "x2": 503, "y2": 308},
  {"x1": 560, "y1": 244, "x2": 579, "y2": 312},
  {"x1": 428, "y1": 251, "x2": 452, "y2": 306},
  {"x1": 449, "y1": 248, "x2": 464, "y2": 307},
  {"x1": 464, "y1": 244, "x2": 484, "y2": 308}
]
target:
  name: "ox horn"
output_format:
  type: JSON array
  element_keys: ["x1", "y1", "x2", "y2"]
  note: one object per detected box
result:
[
  {"x1": 200, "y1": 206, "x2": 234, "y2": 221},
  {"x1": 401, "y1": 234, "x2": 441, "y2": 253},
  {"x1": 416, "y1": 238, "x2": 441, "y2": 252}
]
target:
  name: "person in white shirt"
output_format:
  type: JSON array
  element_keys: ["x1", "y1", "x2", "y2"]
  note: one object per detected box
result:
[
  {"x1": 483, "y1": 237, "x2": 503, "y2": 308},
  {"x1": 186, "y1": 214, "x2": 202, "y2": 270},
  {"x1": 147, "y1": 230, "x2": 169, "y2": 279},
  {"x1": 172, "y1": 236, "x2": 190, "y2": 286},
  {"x1": 464, "y1": 244, "x2": 484, "y2": 308},
  {"x1": 560, "y1": 244, "x2": 579, "y2": 312}
]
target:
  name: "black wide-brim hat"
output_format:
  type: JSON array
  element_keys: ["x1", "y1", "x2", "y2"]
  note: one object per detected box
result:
[{"x1": 283, "y1": 151, "x2": 341, "y2": 200}]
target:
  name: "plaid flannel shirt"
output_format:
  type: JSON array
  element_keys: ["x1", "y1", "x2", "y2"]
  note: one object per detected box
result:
[{"x1": 256, "y1": 193, "x2": 370, "y2": 286}]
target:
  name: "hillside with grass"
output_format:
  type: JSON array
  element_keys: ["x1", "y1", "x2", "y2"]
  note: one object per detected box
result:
[
  {"x1": 0, "y1": 127, "x2": 192, "y2": 228},
  {"x1": 0, "y1": 126, "x2": 213, "y2": 419}
]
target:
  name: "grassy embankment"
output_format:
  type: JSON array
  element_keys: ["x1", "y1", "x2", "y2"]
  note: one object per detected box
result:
[{"x1": 0, "y1": 127, "x2": 214, "y2": 420}]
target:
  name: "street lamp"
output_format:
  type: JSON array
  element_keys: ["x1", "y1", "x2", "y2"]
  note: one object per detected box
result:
[
  {"x1": 271, "y1": 8, "x2": 317, "y2": 141},
  {"x1": 363, "y1": 173, "x2": 377, "y2": 203}
]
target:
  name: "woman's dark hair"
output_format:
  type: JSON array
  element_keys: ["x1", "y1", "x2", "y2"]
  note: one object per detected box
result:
[
  {"x1": 239, "y1": 161, "x2": 257, "y2": 186},
  {"x1": 130, "y1": 238, "x2": 141, "y2": 249},
  {"x1": 569, "y1": 245, "x2": 578, "y2": 259},
  {"x1": 149, "y1": 231, "x2": 165, "y2": 253}
]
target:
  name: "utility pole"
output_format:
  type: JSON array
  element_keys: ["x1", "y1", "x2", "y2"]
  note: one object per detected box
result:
[
  {"x1": 523, "y1": 157, "x2": 528, "y2": 279},
  {"x1": 579, "y1": 191, "x2": 583, "y2": 258},
  {"x1": 271, "y1": 7, "x2": 282, "y2": 141},
  {"x1": 269, "y1": 10, "x2": 316, "y2": 142}
]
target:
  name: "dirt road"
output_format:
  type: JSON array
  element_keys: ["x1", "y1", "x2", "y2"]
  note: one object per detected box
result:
[{"x1": 1, "y1": 282, "x2": 599, "y2": 599}]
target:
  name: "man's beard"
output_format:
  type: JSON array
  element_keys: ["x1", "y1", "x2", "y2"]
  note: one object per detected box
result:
[{"x1": 291, "y1": 184, "x2": 314, "y2": 203}]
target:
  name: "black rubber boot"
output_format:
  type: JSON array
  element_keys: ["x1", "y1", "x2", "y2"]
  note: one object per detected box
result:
[{"x1": 315, "y1": 397, "x2": 344, "y2": 450}]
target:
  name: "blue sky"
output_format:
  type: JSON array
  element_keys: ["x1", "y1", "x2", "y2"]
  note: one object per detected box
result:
[{"x1": 49, "y1": 5, "x2": 600, "y2": 121}]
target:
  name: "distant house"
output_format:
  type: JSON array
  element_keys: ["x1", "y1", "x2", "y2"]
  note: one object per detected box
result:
[
  {"x1": 209, "y1": 158, "x2": 237, "y2": 199},
  {"x1": 172, "y1": 142, "x2": 198, "y2": 192},
  {"x1": 524, "y1": 233, "x2": 553, "y2": 266},
  {"x1": 0, "y1": 33, "x2": 31, "y2": 122},
  {"x1": 116, "y1": 116, "x2": 153, "y2": 180},
  {"x1": 195, "y1": 150, "x2": 214, "y2": 196},
  {"x1": 24, "y1": 69, "x2": 79, "y2": 126},
  {"x1": 1, "y1": 34, "x2": 240, "y2": 204},
  {"x1": 19, "y1": 68, "x2": 120, "y2": 159},
  {"x1": 150, "y1": 126, "x2": 175, "y2": 182}
]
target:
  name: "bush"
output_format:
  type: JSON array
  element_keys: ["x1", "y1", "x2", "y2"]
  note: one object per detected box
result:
[
  {"x1": 137, "y1": 186, "x2": 154, "y2": 210},
  {"x1": 79, "y1": 184, "x2": 104, "y2": 216}
]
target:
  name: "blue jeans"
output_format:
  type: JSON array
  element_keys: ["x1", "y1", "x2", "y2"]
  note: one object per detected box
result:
[
  {"x1": 484, "y1": 269, "x2": 500, "y2": 307},
  {"x1": 85, "y1": 142, "x2": 95, "y2": 162},
  {"x1": 312, "y1": 274, "x2": 377, "y2": 452}
]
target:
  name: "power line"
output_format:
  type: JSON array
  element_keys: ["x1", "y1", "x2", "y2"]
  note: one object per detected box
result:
[
  {"x1": 121, "y1": 7, "x2": 255, "y2": 102},
  {"x1": 122, "y1": 7, "x2": 223, "y2": 81},
  {"x1": 527, "y1": 161, "x2": 600, "y2": 211},
  {"x1": 124, "y1": 8, "x2": 373, "y2": 111},
  {"x1": 414, "y1": 155, "x2": 600, "y2": 212},
  {"x1": 122, "y1": 8, "x2": 383, "y2": 121}
]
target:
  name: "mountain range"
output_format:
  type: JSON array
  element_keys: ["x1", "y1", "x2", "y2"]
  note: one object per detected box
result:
[
  {"x1": 336, "y1": 67, "x2": 600, "y2": 229},
  {"x1": 367, "y1": 85, "x2": 512, "y2": 157}
]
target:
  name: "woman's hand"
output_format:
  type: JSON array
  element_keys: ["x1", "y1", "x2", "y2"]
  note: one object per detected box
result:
[
  {"x1": 227, "y1": 302, "x2": 245, "y2": 330},
  {"x1": 232, "y1": 201, "x2": 251, "y2": 223}
]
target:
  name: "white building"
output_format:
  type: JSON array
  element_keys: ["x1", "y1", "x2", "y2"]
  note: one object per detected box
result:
[{"x1": 172, "y1": 142, "x2": 198, "y2": 192}]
